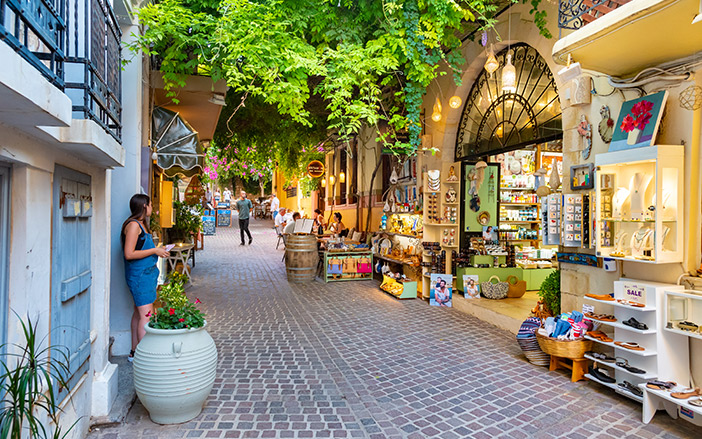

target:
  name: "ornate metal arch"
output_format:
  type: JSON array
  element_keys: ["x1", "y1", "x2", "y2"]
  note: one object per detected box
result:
[{"x1": 455, "y1": 43, "x2": 562, "y2": 161}]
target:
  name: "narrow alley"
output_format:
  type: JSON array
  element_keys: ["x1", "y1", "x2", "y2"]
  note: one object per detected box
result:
[{"x1": 88, "y1": 220, "x2": 698, "y2": 439}]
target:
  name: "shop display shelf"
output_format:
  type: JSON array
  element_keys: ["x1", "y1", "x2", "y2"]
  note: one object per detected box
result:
[
  {"x1": 584, "y1": 296, "x2": 656, "y2": 312},
  {"x1": 425, "y1": 223, "x2": 459, "y2": 227},
  {"x1": 663, "y1": 327, "x2": 702, "y2": 341},
  {"x1": 583, "y1": 354, "x2": 657, "y2": 380},
  {"x1": 500, "y1": 187, "x2": 535, "y2": 191},
  {"x1": 442, "y1": 245, "x2": 458, "y2": 248},
  {"x1": 586, "y1": 318, "x2": 657, "y2": 335},
  {"x1": 444, "y1": 180, "x2": 460, "y2": 184},
  {"x1": 380, "y1": 231, "x2": 423, "y2": 239},
  {"x1": 373, "y1": 254, "x2": 416, "y2": 266},
  {"x1": 444, "y1": 202, "x2": 459, "y2": 205},
  {"x1": 585, "y1": 374, "x2": 644, "y2": 403},
  {"x1": 500, "y1": 202, "x2": 540, "y2": 206},
  {"x1": 584, "y1": 336, "x2": 657, "y2": 357},
  {"x1": 641, "y1": 385, "x2": 702, "y2": 421},
  {"x1": 499, "y1": 220, "x2": 540, "y2": 224}
]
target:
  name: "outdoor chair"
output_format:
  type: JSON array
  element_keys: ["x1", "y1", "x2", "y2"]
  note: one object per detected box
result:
[{"x1": 275, "y1": 227, "x2": 286, "y2": 250}]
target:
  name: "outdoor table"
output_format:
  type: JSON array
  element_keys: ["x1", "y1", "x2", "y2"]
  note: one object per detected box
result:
[{"x1": 167, "y1": 243, "x2": 195, "y2": 283}]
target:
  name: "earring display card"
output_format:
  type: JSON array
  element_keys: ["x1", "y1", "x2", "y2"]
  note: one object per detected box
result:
[
  {"x1": 543, "y1": 193, "x2": 562, "y2": 246},
  {"x1": 563, "y1": 194, "x2": 583, "y2": 247}
]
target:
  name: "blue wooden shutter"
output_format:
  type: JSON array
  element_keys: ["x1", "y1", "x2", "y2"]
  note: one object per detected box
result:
[{"x1": 51, "y1": 166, "x2": 92, "y2": 399}]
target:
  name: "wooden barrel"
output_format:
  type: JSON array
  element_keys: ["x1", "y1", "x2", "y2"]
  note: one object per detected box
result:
[{"x1": 285, "y1": 235, "x2": 319, "y2": 282}]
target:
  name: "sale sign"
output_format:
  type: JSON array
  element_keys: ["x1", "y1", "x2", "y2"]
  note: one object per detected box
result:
[{"x1": 622, "y1": 283, "x2": 646, "y2": 305}]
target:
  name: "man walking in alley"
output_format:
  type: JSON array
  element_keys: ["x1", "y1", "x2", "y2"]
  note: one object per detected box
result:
[
  {"x1": 270, "y1": 193, "x2": 280, "y2": 220},
  {"x1": 236, "y1": 190, "x2": 253, "y2": 245}
]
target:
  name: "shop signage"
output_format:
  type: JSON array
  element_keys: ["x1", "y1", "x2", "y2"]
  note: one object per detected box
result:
[
  {"x1": 307, "y1": 160, "x2": 325, "y2": 178},
  {"x1": 202, "y1": 216, "x2": 216, "y2": 235},
  {"x1": 556, "y1": 252, "x2": 599, "y2": 267},
  {"x1": 622, "y1": 282, "x2": 646, "y2": 305},
  {"x1": 216, "y1": 209, "x2": 231, "y2": 227}
]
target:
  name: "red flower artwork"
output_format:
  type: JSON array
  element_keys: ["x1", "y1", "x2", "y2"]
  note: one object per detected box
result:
[
  {"x1": 621, "y1": 99, "x2": 654, "y2": 133},
  {"x1": 169, "y1": 308, "x2": 175, "y2": 315}
]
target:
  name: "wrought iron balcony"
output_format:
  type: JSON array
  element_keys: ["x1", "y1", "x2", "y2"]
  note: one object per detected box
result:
[
  {"x1": 0, "y1": 0, "x2": 66, "y2": 87},
  {"x1": 65, "y1": 0, "x2": 122, "y2": 141},
  {"x1": 558, "y1": 0, "x2": 632, "y2": 34}
]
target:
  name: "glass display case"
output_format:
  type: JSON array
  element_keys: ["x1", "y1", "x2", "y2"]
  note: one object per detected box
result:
[{"x1": 595, "y1": 145, "x2": 683, "y2": 263}]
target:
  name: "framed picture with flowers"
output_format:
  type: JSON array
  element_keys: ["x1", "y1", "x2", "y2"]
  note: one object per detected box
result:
[{"x1": 610, "y1": 91, "x2": 667, "y2": 151}]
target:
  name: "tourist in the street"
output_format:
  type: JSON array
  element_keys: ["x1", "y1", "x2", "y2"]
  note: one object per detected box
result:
[
  {"x1": 236, "y1": 190, "x2": 253, "y2": 245},
  {"x1": 270, "y1": 193, "x2": 280, "y2": 219},
  {"x1": 313, "y1": 208, "x2": 326, "y2": 235},
  {"x1": 205, "y1": 187, "x2": 213, "y2": 207},
  {"x1": 223, "y1": 187, "x2": 232, "y2": 204},
  {"x1": 283, "y1": 212, "x2": 301, "y2": 235},
  {"x1": 329, "y1": 212, "x2": 348, "y2": 237},
  {"x1": 121, "y1": 194, "x2": 169, "y2": 361}
]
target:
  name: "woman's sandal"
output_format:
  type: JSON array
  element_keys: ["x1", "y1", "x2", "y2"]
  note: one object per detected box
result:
[
  {"x1": 646, "y1": 380, "x2": 676, "y2": 391},
  {"x1": 614, "y1": 341, "x2": 645, "y2": 351},
  {"x1": 689, "y1": 398, "x2": 702, "y2": 407},
  {"x1": 671, "y1": 387, "x2": 702, "y2": 399}
]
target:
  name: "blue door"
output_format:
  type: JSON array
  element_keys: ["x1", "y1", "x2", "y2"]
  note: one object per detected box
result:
[{"x1": 51, "y1": 165, "x2": 92, "y2": 398}]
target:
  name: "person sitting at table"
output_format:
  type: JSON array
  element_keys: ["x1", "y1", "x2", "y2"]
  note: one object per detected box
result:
[
  {"x1": 274, "y1": 207, "x2": 293, "y2": 233},
  {"x1": 329, "y1": 212, "x2": 348, "y2": 237},
  {"x1": 283, "y1": 212, "x2": 301, "y2": 235},
  {"x1": 313, "y1": 208, "x2": 326, "y2": 235}
]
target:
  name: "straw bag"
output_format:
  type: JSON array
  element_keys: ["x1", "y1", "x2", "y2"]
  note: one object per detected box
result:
[
  {"x1": 481, "y1": 275, "x2": 509, "y2": 300},
  {"x1": 506, "y1": 275, "x2": 527, "y2": 298}
]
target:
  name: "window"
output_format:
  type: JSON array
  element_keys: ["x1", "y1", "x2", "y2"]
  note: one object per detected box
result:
[
  {"x1": 0, "y1": 164, "x2": 10, "y2": 349},
  {"x1": 339, "y1": 148, "x2": 347, "y2": 203},
  {"x1": 349, "y1": 140, "x2": 358, "y2": 204}
]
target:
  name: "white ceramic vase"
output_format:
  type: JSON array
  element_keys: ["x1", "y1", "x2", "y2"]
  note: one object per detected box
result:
[
  {"x1": 627, "y1": 128, "x2": 642, "y2": 145},
  {"x1": 133, "y1": 322, "x2": 217, "y2": 424}
]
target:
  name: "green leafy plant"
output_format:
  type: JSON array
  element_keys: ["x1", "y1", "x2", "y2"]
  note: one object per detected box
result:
[
  {"x1": 0, "y1": 314, "x2": 77, "y2": 439},
  {"x1": 538, "y1": 270, "x2": 561, "y2": 316},
  {"x1": 171, "y1": 201, "x2": 202, "y2": 242},
  {"x1": 150, "y1": 278, "x2": 205, "y2": 330}
]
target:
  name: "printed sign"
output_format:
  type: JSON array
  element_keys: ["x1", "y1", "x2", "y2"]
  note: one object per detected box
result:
[
  {"x1": 582, "y1": 304, "x2": 595, "y2": 315},
  {"x1": 216, "y1": 209, "x2": 231, "y2": 227},
  {"x1": 202, "y1": 216, "x2": 216, "y2": 235},
  {"x1": 307, "y1": 160, "x2": 325, "y2": 178},
  {"x1": 430, "y1": 273, "x2": 453, "y2": 307},
  {"x1": 622, "y1": 283, "x2": 646, "y2": 305}
]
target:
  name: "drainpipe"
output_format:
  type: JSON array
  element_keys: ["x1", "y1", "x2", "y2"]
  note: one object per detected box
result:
[{"x1": 688, "y1": 79, "x2": 702, "y2": 274}]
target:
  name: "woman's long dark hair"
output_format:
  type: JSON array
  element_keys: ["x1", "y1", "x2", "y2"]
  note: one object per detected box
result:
[{"x1": 121, "y1": 194, "x2": 151, "y2": 239}]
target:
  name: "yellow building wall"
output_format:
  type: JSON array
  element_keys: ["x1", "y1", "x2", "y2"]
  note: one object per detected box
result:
[{"x1": 273, "y1": 170, "x2": 314, "y2": 218}]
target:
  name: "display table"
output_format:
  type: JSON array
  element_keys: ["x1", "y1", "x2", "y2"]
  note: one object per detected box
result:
[
  {"x1": 321, "y1": 250, "x2": 373, "y2": 283},
  {"x1": 166, "y1": 244, "x2": 195, "y2": 283},
  {"x1": 455, "y1": 266, "x2": 555, "y2": 292}
]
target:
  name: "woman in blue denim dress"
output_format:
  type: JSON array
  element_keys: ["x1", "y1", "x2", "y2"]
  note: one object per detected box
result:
[{"x1": 121, "y1": 194, "x2": 169, "y2": 360}]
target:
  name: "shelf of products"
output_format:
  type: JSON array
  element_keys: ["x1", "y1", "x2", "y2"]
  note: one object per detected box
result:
[
  {"x1": 322, "y1": 251, "x2": 373, "y2": 283},
  {"x1": 379, "y1": 275, "x2": 417, "y2": 299},
  {"x1": 642, "y1": 385, "x2": 702, "y2": 426},
  {"x1": 595, "y1": 145, "x2": 683, "y2": 263},
  {"x1": 583, "y1": 280, "x2": 690, "y2": 407},
  {"x1": 664, "y1": 290, "x2": 702, "y2": 341},
  {"x1": 584, "y1": 373, "x2": 644, "y2": 403}
]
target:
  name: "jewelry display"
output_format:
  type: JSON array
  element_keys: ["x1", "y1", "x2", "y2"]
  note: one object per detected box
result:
[
  {"x1": 610, "y1": 232, "x2": 628, "y2": 257},
  {"x1": 427, "y1": 170, "x2": 441, "y2": 191},
  {"x1": 426, "y1": 193, "x2": 439, "y2": 223},
  {"x1": 630, "y1": 227, "x2": 654, "y2": 260},
  {"x1": 629, "y1": 173, "x2": 652, "y2": 220},
  {"x1": 441, "y1": 229, "x2": 455, "y2": 246},
  {"x1": 612, "y1": 187, "x2": 630, "y2": 218}
]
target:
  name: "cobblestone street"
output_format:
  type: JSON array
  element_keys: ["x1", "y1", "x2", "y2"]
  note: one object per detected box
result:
[{"x1": 89, "y1": 221, "x2": 699, "y2": 439}]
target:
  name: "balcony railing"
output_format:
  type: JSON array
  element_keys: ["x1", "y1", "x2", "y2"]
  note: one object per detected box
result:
[
  {"x1": 558, "y1": 0, "x2": 632, "y2": 34},
  {"x1": 1, "y1": 0, "x2": 121, "y2": 141},
  {"x1": 0, "y1": 0, "x2": 66, "y2": 87},
  {"x1": 65, "y1": 0, "x2": 121, "y2": 141}
]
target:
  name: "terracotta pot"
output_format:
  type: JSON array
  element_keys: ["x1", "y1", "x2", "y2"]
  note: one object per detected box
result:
[{"x1": 133, "y1": 321, "x2": 217, "y2": 424}]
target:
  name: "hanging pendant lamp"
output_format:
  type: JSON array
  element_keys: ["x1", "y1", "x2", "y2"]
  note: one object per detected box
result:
[
  {"x1": 484, "y1": 44, "x2": 499, "y2": 76},
  {"x1": 431, "y1": 97, "x2": 442, "y2": 122},
  {"x1": 502, "y1": 53, "x2": 516, "y2": 93},
  {"x1": 449, "y1": 96, "x2": 462, "y2": 109}
]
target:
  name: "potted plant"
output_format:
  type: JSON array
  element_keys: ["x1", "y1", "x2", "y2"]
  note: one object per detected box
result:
[
  {"x1": 170, "y1": 202, "x2": 202, "y2": 243},
  {"x1": 0, "y1": 315, "x2": 77, "y2": 438},
  {"x1": 132, "y1": 277, "x2": 217, "y2": 424},
  {"x1": 537, "y1": 270, "x2": 561, "y2": 316}
]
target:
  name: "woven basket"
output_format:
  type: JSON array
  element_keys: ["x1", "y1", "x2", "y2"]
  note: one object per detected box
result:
[
  {"x1": 536, "y1": 332, "x2": 592, "y2": 359},
  {"x1": 524, "y1": 350, "x2": 551, "y2": 366}
]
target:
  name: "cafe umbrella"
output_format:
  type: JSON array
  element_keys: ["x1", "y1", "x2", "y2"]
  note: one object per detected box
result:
[{"x1": 151, "y1": 107, "x2": 204, "y2": 177}]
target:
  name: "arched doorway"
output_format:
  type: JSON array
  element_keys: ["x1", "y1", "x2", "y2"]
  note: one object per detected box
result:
[{"x1": 455, "y1": 43, "x2": 562, "y2": 161}]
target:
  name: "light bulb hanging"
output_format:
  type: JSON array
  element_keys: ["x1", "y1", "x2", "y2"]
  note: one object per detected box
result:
[
  {"x1": 432, "y1": 97, "x2": 442, "y2": 122},
  {"x1": 321, "y1": 178, "x2": 326, "y2": 188},
  {"x1": 484, "y1": 44, "x2": 499, "y2": 76},
  {"x1": 502, "y1": 53, "x2": 516, "y2": 93},
  {"x1": 449, "y1": 96, "x2": 462, "y2": 109},
  {"x1": 330, "y1": 175, "x2": 335, "y2": 185},
  {"x1": 339, "y1": 171, "x2": 345, "y2": 183}
]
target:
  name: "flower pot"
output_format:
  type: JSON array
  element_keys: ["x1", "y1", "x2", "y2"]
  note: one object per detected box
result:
[
  {"x1": 133, "y1": 321, "x2": 217, "y2": 424},
  {"x1": 627, "y1": 128, "x2": 642, "y2": 145}
]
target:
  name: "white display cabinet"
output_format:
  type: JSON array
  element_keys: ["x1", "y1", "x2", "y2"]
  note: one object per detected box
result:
[
  {"x1": 584, "y1": 280, "x2": 688, "y2": 404},
  {"x1": 664, "y1": 289, "x2": 702, "y2": 341},
  {"x1": 595, "y1": 145, "x2": 683, "y2": 264}
]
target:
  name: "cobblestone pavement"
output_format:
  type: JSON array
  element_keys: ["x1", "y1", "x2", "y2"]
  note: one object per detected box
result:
[{"x1": 89, "y1": 221, "x2": 699, "y2": 439}]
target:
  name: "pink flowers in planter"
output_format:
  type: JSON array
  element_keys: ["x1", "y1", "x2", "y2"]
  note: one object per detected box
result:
[{"x1": 620, "y1": 100, "x2": 654, "y2": 133}]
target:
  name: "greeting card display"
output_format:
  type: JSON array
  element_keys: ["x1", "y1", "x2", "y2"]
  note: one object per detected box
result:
[{"x1": 610, "y1": 91, "x2": 667, "y2": 152}]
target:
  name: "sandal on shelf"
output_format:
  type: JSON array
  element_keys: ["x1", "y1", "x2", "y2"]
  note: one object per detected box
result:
[
  {"x1": 585, "y1": 293, "x2": 615, "y2": 301},
  {"x1": 622, "y1": 317, "x2": 649, "y2": 330},
  {"x1": 588, "y1": 365, "x2": 616, "y2": 383},
  {"x1": 614, "y1": 341, "x2": 645, "y2": 351},
  {"x1": 586, "y1": 351, "x2": 616, "y2": 363},
  {"x1": 672, "y1": 387, "x2": 702, "y2": 399},
  {"x1": 585, "y1": 312, "x2": 617, "y2": 322},
  {"x1": 689, "y1": 398, "x2": 702, "y2": 407},
  {"x1": 616, "y1": 299, "x2": 645, "y2": 308},
  {"x1": 615, "y1": 359, "x2": 646, "y2": 374},
  {"x1": 587, "y1": 331, "x2": 614, "y2": 343},
  {"x1": 618, "y1": 381, "x2": 644, "y2": 397},
  {"x1": 646, "y1": 380, "x2": 676, "y2": 391}
]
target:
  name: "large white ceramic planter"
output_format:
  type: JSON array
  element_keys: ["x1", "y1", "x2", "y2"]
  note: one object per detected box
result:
[{"x1": 133, "y1": 321, "x2": 217, "y2": 424}]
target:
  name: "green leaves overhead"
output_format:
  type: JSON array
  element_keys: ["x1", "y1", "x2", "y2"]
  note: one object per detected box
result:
[{"x1": 132, "y1": 0, "x2": 550, "y2": 156}]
